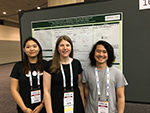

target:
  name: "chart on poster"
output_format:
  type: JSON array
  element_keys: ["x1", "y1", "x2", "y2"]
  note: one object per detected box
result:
[{"x1": 32, "y1": 12, "x2": 123, "y2": 70}]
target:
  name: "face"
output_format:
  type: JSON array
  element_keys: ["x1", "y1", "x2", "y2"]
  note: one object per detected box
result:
[
  {"x1": 58, "y1": 39, "x2": 72, "y2": 59},
  {"x1": 94, "y1": 44, "x2": 108, "y2": 65},
  {"x1": 23, "y1": 40, "x2": 40, "y2": 58}
]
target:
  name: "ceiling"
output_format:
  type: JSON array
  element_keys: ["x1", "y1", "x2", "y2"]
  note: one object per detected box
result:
[{"x1": 0, "y1": 0, "x2": 48, "y2": 24}]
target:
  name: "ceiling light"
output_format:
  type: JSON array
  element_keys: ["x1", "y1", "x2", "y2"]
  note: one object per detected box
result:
[
  {"x1": 3, "y1": 12, "x2": 6, "y2": 14},
  {"x1": 37, "y1": 7, "x2": 41, "y2": 9}
]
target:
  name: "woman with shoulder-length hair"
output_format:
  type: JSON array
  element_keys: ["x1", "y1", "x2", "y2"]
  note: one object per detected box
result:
[
  {"x1": 43, "y1": 35, "x2": 85, "y2": 113},
  {"x1": 10, "y1": 37, "x2": 48, "y2": 113}
]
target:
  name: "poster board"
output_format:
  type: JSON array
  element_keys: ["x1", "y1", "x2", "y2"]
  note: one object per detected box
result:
[{"x1": 32, "y1": 12, "x2": 123, "y2": 70}]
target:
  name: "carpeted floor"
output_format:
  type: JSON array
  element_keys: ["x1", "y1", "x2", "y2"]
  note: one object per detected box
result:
[
  {"x1": 0, "y1": 63, "x2": 17, "y2": 113},
  {"x1": 0, "y1": 63, "x2": 150, "y2": 113}
]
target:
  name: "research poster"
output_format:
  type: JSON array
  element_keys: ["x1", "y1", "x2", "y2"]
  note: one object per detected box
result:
[{"x1": 32, "y1": 12, "x2": 123, "y2": 70}]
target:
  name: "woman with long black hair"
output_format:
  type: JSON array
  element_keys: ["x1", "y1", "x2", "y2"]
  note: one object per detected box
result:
[{"x1": 10, "y1": 37, "x2": 48, "y2": 113}]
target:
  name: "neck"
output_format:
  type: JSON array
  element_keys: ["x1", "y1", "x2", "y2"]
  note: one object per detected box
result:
[
  {"x1": 28, "y1": 57, "x2": 38, "y2": 64},
  {"x1": 96, "y1": 62, "x2": 107, "y2": 70},
  {"x1": 60, "y1": 57, "x2": 70, "y2": 64}
]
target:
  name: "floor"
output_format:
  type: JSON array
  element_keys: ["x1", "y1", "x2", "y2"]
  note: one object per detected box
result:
[{"x1": 0, "y1": 63, "x2": 17, "y2": 113}]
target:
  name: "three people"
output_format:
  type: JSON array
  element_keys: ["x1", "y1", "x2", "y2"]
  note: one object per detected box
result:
[
  {"x1": 10, "y1": 37, "x2": 48, "y2": 113},
  {"x1": 43, "y1": 35, "x2": 85, "y2": 113},
  {"x1": 82, "y1": 40, "x2": 128, "y2": 113},
  {"x1": 10, "y1": 35, "x2": 128, "y2": 113}
]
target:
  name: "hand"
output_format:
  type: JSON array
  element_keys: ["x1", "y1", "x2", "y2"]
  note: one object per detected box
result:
[
  {"x1": 25, "y1": 108, "x2": 32, "y2": 113},
  {"x1": 32, "y1": 104, "x2": 43, "y2": 113}
]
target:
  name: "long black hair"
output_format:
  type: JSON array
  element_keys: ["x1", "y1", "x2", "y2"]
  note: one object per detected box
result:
[{"x1": 22, "y1": 37, "x2": 43, "y2": 74}]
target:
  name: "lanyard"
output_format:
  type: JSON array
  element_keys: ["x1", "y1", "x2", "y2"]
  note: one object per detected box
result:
[
  {"x1": 95, "y1": 67, "x2": 109, "y2": 100},
  {"x1": 26, "y1": 71, "x2": 41, "y2": 89},
  {"x1": 60, "y1": 58, "x2": 73, "y2": 90}
]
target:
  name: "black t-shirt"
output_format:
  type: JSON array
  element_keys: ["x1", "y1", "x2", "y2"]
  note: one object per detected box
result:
[
  {"x1": 45, "y1": 59, "x2": 85, "y2": 113},
  {"x1": 10, "y1": 60, "x2": 49, "y2": 113}
]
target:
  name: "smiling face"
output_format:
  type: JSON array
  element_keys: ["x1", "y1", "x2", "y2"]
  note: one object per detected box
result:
[
  {"x1": 94, "y1": 44, "x2": 108, "y2": 66},
  {"x1": 23, "y1": 40, "x2": 40, "y2": 59},
  {"x1": 58, "y1": 39, "x2": 72, "y2": 59}
]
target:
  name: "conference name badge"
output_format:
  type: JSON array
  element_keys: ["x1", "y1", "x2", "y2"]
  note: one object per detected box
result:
[
  {"x1": 98, "y1": 100, "x2": 109, "y2": 113},
  {"x1": 31, "y1": 89, "x2": 41, "y2": 104},
  {"x1": 64, "y1": 91, "x2": 74, "y2": 113}
]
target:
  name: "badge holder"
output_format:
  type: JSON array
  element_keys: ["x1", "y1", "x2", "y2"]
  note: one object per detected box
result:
[
  {"x1": 95, "y1": 67, "x2": 110, "y2": 113},
  {"x1": 63, "y1": 87, "x2": 74, "y2": 113},
  {"x1": 98, "y1": 96, "x2": 109, "y2": 113},
  {"x1": 31, "y1": 87, "x2": 41, "y2": 104},
  {"x1": 61, "y1": 59, "x2": 74, "y2": 113},
  {"x1": 27, "y1": 71, "x2": 42, "y2": 104}
]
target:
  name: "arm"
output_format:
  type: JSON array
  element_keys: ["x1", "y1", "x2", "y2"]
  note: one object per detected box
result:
[
  {"x1": 83, "y1": 83, "x2": 89, "y2": 104},
  {"x1": 10, "y1": 78, "x2": 32, "y2": 113},
  {"x1": 43, "y1": 71, "x2": 53, "y2": 113},
  {"x1": 78, "y1": 73, "x2": 85, "y2": 109},
  {"x1": 116, "y1": 86, "x2": 125, "y2": 113}
]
